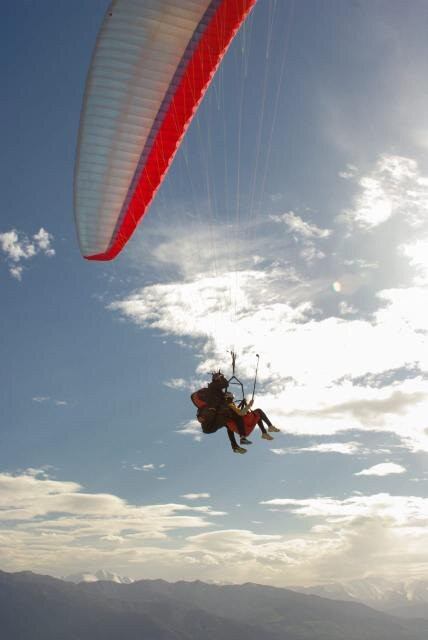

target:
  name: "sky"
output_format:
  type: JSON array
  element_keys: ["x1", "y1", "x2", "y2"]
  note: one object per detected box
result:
[{"x1": 1, "y1": 0, "x2": 428, "y2": 588}]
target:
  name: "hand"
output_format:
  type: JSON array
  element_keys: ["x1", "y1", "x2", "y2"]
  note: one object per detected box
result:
[{"x1": 248, "y1": 399, "x2": 254, "y2": 407}]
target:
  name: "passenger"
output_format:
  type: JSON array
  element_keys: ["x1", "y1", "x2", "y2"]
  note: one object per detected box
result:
[{"x1": 225, "y1": 392, "x2": 281, "y2": 445}]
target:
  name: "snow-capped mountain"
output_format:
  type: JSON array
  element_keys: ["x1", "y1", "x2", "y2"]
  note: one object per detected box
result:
[
  {"x1": 294, "y1": 577, "x2": 428, "y2": 617},
  {"x1": 63, "y1": 569, "x2": 134, "y2": 584}
]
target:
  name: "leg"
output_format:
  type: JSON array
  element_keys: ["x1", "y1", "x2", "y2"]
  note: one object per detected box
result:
[
  {"x1": 254, "y1": 408, "x2": 281, "y2": 433},
  {"x1": 226, "y1": 427, "x2": 246, "y2": 454},
  {"x1": 227, "y1": 427, "x2": 238, "y2": 448},
  {"x1": 257, "y1": 419, "x2": 267, "y2": 434},
  {"x1": 217, "y1": 408, "x2": 246, "y2": 437},
  {"x1": 253, "y1": 408, "x2": 272, "y2": 427},
  {"x1": 230, "y1": 412, "x2": 246, "y2": 437}
]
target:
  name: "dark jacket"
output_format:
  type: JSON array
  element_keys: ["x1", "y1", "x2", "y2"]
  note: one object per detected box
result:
[
  {"x1": 204, "y1": 382, "x2": 228, "y2": 410},
  {"x1": 198, "y1": 382, "x2": 232, "y2": 433}
]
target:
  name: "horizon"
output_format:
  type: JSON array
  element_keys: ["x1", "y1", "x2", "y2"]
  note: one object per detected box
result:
[{"x1": 4, "y1": 566, "x2": 428, "y2": 589}]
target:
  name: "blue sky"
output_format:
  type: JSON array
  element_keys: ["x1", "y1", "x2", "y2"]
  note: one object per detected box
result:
[{"x1": 1, "y1": 0, "x2": 428, "y2": 586}]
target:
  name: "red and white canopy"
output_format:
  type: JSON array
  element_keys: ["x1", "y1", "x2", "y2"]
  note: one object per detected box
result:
[{"x1": 74, "y1": 0, "x2": 256, "y2": 260}]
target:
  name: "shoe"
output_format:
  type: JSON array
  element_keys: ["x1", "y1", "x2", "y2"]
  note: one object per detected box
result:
[
  {"x1": 268, "y1": 425, "x2": 280, "y2": 432},
  {"x1": 262, "y1": 433, "x2": 274, "y2": 441},
  {"x1": 233, "y1": 446, "x2": 247, "y2": 454},
  {"x1": 240, "y1": 437, "x2": 252, "y2": 445}
]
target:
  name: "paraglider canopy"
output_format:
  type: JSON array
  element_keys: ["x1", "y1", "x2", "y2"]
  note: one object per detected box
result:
[{"x1": 74, "y1": 0, "x2": 257, "y2": 261}]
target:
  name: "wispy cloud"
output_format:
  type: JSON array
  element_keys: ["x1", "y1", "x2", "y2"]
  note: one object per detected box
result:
[
  {"x1": 260, "y1": 493, "x2": 428, "y2": 524},
  {"x1": 271, "y1": 211, "x2": 331, "y2": 239},
  {"x1": 124, "y1": 463, "x2": 166, "y2": 473},
  {"x1": 32, "y1": 396, "x2": 68, "y2": 407},
  {"x1": 180, "y1": 493, "x2": 211, "y2": 500},
  {"x1": 340, "y1": 155, "x2": 428, "y2": 229},
  {"x1": 270, "y1": 442, "x2": 360, "y2": 456},
  {"x1": 338, "y1": 164, "x2": 358, "y2": 180},
  {"x1": 164, "y1": 378, "x2": 187, "y2": 389}
]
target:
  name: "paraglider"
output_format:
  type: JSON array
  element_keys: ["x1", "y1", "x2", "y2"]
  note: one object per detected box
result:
[
  {"x1": 74, "y1": 0, "x2": 257, "y2": 260},
  {"x1": 190, "y1": 356, "x2": 281, "y2": 454},
  {"x1": 74, "y1": 2, "x2": 277, "y2": 456}
]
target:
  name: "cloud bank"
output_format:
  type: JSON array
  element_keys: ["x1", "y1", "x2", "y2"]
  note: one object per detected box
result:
[{"x1": 2, "y1": 469, "x2": 428, "y2": 586}]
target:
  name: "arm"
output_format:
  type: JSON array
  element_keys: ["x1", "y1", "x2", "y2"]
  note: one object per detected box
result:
[{"x1": 228, "y1": 402, "x2": 249, "y2": 416}]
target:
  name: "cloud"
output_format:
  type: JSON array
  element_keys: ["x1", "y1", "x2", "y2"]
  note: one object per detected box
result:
[
  {"x1": 164, "y1": 378, "x2": 187, "y2": 389},
  {"x1": 401, "y1": 238, "x2": 428, "y2": 284},
  {"x1": 109, "y1": 152, "x2": 428, "y2": 452},
  {"x1": 0, "y1": 227, "x2": 54, "y2": 279},
  {"x1": 260, "y1": 493, "x2": 428, "y2": 525},
  {"x1": 343, "y1": 258, "x2": 378, "y2": 269},
  {"x1": 0, "y1": 469, "x2": 224, "y2": 575},
  {"x1": 131, "y1": 220, "x2": 282, "y2": 282},
  {"x1": 111, "y1": 270, "x2": 428, "y2": 449},
  {"x1": 339, "y1": 164, "x2": 358, "y2": 179},
  {"x1": 9, "y1": 265, "x2": 23, "y2": 281},
  {"x1": 338, "y1": 301, "x2": 358, "y2": 316},
  {"x1": 32, "y1": 396, "x2": 68, "y2": 407},
  {"x1": 181, "y1": 492, "x2": 428, "y2": 585},
  {"x1": 271, "y1": 211, "x2": 331, "y2": 239},
  {"x1": 355, "y1": 463, "x2": 406, "y2": 477},
  {"x1": 126, "y1": 463, "x2": 167, "y2": 473},
  {"x1": 299, "y1": 244, "x2": 325, "y2": 263},
  {"x1": 270, "y1": 442, "x2": 360, "y2": 456},
  {"x1": 341, "y1": 155, "x2": 428, "y2": 229},
  {"x1": 33, "y1": 228, "x2": 55, "y2": 255},
  {"x1": 181, "y1": 493, "x2": 211, "y2": 500},
  {"x1": 290, "y1": 389, "x2": 426, "y2": 422},
  {"x1": 0, "y1": 229, "x2": 36, "y2": 261},
  {"x1": 340, "y1": 364, "x2": 425, "y2": 389},
  {"x1": 267, "y1": 212, "x2": 331, "y2": 267},
  {"x1": 176, "y1": 420, "x2": 203, "y2": 442},
  {"x1": 2, "y1": 470, "x2": 428, "y2": 585}
]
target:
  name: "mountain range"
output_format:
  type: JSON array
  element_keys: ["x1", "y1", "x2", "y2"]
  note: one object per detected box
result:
[
  {"x1": 294, "y1": 577, "x2": 428, "y2": 619},
  {"x1": 2, "y1": 569, "x2": 428, "y2": 639},
  {"x1": 61, "y1": 570, "x2": 428, "y2": 620}
]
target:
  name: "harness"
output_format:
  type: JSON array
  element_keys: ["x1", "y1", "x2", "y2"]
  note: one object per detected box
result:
[
  {"x1": 190, "y1": 351, "x2": 261, "y2": 435},
  {"x1": 190, "y1": 388, "x2": 221, "y2": 433},
  {"x1": 190, "y1": 388, "x2": 260, "y2": 437}
]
